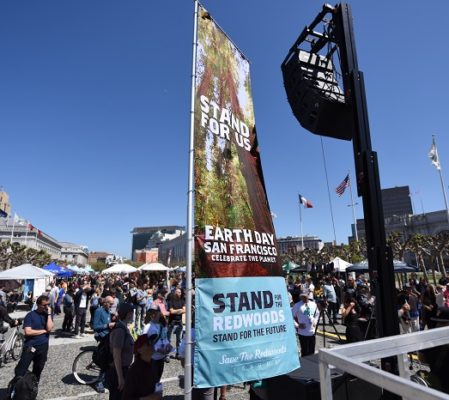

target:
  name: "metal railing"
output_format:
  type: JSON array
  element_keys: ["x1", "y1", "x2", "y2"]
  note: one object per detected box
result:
[{"x1": 318, "y1": 326, "x2": 449, "y2": 400}]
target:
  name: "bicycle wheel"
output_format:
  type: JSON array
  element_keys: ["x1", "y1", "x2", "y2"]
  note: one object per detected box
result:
[
  {"x1": 411, "y1": 373, "x2": 429, "y2": 387},
  {"x1": 72, "y1": 349, "x2": 101, "y2": 385},
  {"x1": 11, "y1": 333, "x2": 24, "y2": 360}
]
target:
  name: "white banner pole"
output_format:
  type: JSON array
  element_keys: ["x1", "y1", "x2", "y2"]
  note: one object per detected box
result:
[{"x1": 185, "y1": 1, "x2": 199, "y2": 399}]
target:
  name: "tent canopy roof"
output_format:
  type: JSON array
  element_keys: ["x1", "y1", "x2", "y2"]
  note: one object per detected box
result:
[
  {"x1": 138, "y1": 262, "x2": 169, "y2": 272},
  {"x1": 346, "y1": 260, "x2": 419, "y2": 274},
  {"x1": 0, "y1": 263, "x2": 54, "y2": 280},
  {"x1": 102, "y1": 263, "x2": 137, "y2": 274},
  {"x1": 331, "y1": 257, "x2": 352, "y2": 272}
]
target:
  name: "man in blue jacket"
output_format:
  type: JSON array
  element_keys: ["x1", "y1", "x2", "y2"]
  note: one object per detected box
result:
[
  {"x1": 92, "y1": 295, "x2": 115, "y2": 393},
  {"x1": 93, "y1": 295, "x2": 115, "y2": 339}
]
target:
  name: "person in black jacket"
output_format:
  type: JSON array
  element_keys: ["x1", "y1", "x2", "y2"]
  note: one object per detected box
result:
[{"x1": 74, "y1": 284, "x2": 93, "y2": 338}]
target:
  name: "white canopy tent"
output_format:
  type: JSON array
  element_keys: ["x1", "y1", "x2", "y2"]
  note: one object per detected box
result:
[
  {"x1": 138, "y1": 262, "x2": 170, "y2": 289},
  {"x1": 0, "y1": 263, "x2": 54, "y2": 280},
  {"x1": 0, "y1": 263, "x2": 54, "y2": 299},
  {"x1": 331, "y1": 257, "x2": 352, "y2": 272},
  {"x1": 67, "y1": 264, "x2": 90, "y2": 275},
  {"x1": 138, "y1": 263, "x2": 169, "y2": 272},
  {"x1": 102, "y1": 263, "x2": 137, "y2": 274}
]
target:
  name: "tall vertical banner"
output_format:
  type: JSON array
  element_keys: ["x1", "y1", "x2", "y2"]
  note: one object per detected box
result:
[{"x1": 193, "y1": 5, "x2": 299, "y2": 387}]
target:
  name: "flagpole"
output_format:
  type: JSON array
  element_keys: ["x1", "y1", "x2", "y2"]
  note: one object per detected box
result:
[
  {"x1": 185, "y1": 1, "x2": 199, "y2": 399},
  {"x1": 298, "y1": 195, "x2": 304, "y2": 250},
  {"x1": 419, "y1": 194, "x2": 426, "y2": 215},
  {"x1": 9, "y1": 213, "x2": 16, "y2": 244},
  {"x1": 320, "y1": 137, "x2": 337, "y2": 244},
  {"x1": 432, "y1": 135, "x2": 449, "y2": 225},
  {"x1": 25, "y1": 221, "x2": 29, "y2": 247},
  {"x1": 348, "y1": 172, "x2": 359, "y2": 241}
]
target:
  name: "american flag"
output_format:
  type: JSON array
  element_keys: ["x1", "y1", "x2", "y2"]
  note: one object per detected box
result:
[{"x1": 335, "y1": 174, "x2": 350, "y2": 196}]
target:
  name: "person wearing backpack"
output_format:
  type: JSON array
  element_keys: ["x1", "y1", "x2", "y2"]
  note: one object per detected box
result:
[
  {"x1": 14, "y1": 295, "x2": 53, "y2": 383},
  {"x1": 105, "y1": 302, "x2": 134, "y2": 400}
]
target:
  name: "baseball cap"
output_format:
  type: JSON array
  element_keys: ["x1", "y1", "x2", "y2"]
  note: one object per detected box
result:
[{"x1": 134, "y1": 333, "x2": 158, "y2": 354}]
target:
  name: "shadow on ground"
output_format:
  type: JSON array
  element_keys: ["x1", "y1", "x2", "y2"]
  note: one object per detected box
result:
[{"x1": 61, "y1": 373, "x2": 82, "y2": 386}]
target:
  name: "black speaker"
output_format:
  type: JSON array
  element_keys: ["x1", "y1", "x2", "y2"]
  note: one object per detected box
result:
[{"x1": 282, "y1": 49, "x2": 354, "y2": 141}]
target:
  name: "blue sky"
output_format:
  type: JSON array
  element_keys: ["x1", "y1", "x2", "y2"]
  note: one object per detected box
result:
[{"x1": 1, "y1": 1, "x2": 448, "y2": 258}]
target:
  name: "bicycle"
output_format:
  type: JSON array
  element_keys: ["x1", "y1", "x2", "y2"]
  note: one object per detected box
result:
[
  {"x1": 408, "y1": 351, "x2": 430, "y2": 387},
  {"x1": 72, "y1": 345, "x2": 102, "y2": 385},
  {"x1": 0, "y1": 318, "x2": 24, "y2": 367}
]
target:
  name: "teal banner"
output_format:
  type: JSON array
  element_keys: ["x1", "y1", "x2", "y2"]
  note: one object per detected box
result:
[{"x1": 194, "y1": 277, "x2": 300, "y2": 387}]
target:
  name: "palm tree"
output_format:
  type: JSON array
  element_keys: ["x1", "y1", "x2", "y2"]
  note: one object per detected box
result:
[
  {"x1": 408, "y1": 234, "x2": 429, "y2": 281},
  {"x1": 0, "y1": 241, "x2": 11, "y2": 270},
  {"x1": 0, "y1": 241, "x2": 52, "y2": 269},
  {"x1": 428, "y1": 232, "x2": 449, "y2": 279},
  {"x1": 318, "y1": 245, "x2": 333, "y2": 265},
  {"x1": 9, "y1": 242, "x2": 28, "y2": 267},
  {"x1": 387, "y1": 232, "x2": 410, "y2": 261},
  {"x1": 26, "y1": 248, "x2": 51, "y2": 267}
]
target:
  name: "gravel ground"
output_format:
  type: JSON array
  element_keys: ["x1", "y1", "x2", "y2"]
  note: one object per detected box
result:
[{"x1": 0, "y1": 311, "x2": 345, "y2": 400}]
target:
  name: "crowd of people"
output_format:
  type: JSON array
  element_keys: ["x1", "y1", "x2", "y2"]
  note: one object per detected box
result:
[
  {"x1": 288, "y1": 271, "x2": 449, "y2": 393},
  {"x1": 288, "y1": 271, "x2": 449, "y2": 347},
  {"x1": 0, "y1": 272, "x2": 191, "y2": 400},
  {"x1": 2, "y1": 269, "x2": 449, "y2": 398}
]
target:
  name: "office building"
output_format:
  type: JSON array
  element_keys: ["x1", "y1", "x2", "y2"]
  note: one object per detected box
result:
[
  {"x1": 0, "y1": 218, "x2": 62, "y2": 259},
  {"x1": 134, "y1": 248, "x2": 159, "y2": 264},
  {"x1": 59, "y1": 242, "x2": 89, "y2": 265},
  {"x1": 158, "y1": 233, "x2": 187, "y2": 267},
  {"x1": 352, "y1": 185, "x2": 414, "y2": 241},
  {"x1": 131, "y1": 225, "x2": 184, "y2": 260},
  {"x1": 277, "y1": 235, "x2": 324, "y2": 255},
  {"x1": 0, "y1": 191, "x2": 11, "y2": 218},
  {"x1": 381, "y1": 186, "x2": 413, "y2": 219}
]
